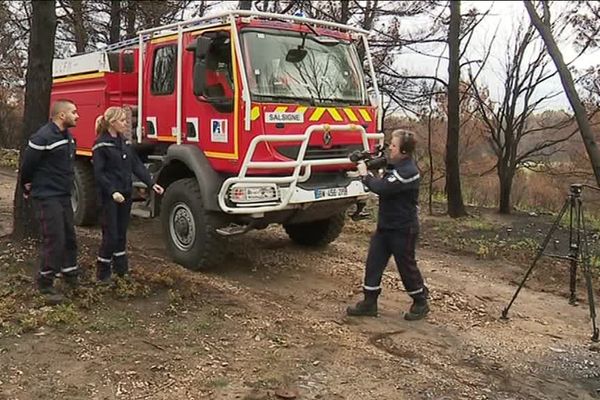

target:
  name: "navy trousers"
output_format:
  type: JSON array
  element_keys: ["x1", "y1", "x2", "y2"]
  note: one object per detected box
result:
[
  {"x1": 363, "y1": 227, "x2": 427, "y2": 301},
  {"x1": 96, "y1": 195, "x2": 132, "y2": 279},
  {"x1": 35, "y1": 196, "x2": 79, "y2": 288}
]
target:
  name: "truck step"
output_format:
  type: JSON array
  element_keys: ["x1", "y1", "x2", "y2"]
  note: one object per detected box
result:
[
  {"x1": 216, "y1": 223, "x2": 252, "y2": 236},
  {"x1": 348, "y1": 202, "x2": 371, "y2": 221},
  {"x1": 131, "y1": 204, "x2": 152, "y2": 218},
  {"x1": 133, "y1": 181, "x2": 148, "y2": 188}
]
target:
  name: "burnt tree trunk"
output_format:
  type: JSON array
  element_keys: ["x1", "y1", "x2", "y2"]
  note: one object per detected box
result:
[
  {"x1": 239, "y1": 1, "x2": 252, "y2": 10},
  {"x1": 110, "y1": 0, "x2": 121, "y2": 44},
  {"x1": 71, "y1": 0, "x2": 87, "y2": 53},
  {"x1": 427, "y1": 109, "x2": 435, "y2": 215},
  {"x1": 13, "y1": 0, "x2": 57, "y2": 240},
  {"x1": 340, "y1": 0, "x2": 350, "y2": 24},
  {"x1": 125, "y1": 0, "x2": 137, "y2": 39},
  {"x1": 445, "y1": 0, "x2": 467, "y2": 217},
  {"x1": 524, "y1": 0, "x2": 600, "y2": 187},
  {"x1": 498, "y1": 162, "x2": 515, "y2": 214}
]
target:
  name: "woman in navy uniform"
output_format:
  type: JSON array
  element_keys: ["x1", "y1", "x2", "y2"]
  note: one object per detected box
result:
[
  {"x1": 92, "y1": 107, "x2": 164, "y2": 283},
  {"x1": 347, "y1": 130, "x2": 429, "y2": 321}
]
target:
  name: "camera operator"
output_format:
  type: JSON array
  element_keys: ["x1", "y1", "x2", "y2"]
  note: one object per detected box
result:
[{"x1": 347, "y1": 130, "x2": 429, "y2": 321}]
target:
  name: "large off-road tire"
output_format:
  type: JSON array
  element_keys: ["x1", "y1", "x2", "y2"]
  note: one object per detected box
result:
[
  {"x1": 160, "y1": 178, "x2": 226, "y2": 270},
  {"x1": 72, "y1": 160, "x2": 97, "y2": 226},
  {"x1": 284, "y1": 212, "x2": 346, "y2": 247}
]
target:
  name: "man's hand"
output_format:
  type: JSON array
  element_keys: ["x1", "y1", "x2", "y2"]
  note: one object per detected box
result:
[
  {"x1": 112, "y1": 192, "x2": 125, "y2": 203},
  {"x1": 357, "y1": 161, "x2": 368, "y2": 177},
  {"x1": 23, "y1": 183, "x2": 32, "y2": 199}
]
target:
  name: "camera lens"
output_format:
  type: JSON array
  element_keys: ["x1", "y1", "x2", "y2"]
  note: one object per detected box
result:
[
  {"x1": 366, "y1": 156, "x2": 387, "y2": 170},
  {"x1": 349, "y1": 150, "x2": 364, "y2": 163}
]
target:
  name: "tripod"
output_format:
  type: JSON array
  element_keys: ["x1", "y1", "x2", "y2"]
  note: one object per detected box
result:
[{"x1": 501, "y1": 184, "x2": 600, "y2": 342}]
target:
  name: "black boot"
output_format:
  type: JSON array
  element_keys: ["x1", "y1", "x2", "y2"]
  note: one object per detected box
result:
[
  {"x1": 347, "y1": 289, "x2": 380, "y2": 317},
  {"x1": 39, "y1": 285, "x2": 65, "y2": 306},
  {"x1": 96, "y1": 260, "x2": 112, "y2": 285},
  {"x1": 404, "y1": 298, "x2": 429, "y2": 321},
  {"x1": 113, "y1": 253, "x2": 128, "y2": 278}
]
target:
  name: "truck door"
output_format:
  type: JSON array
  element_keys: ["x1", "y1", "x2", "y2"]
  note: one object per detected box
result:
[
  {"x1": 184, "y1": 30, "x2": 237, "y2": 159},
  {"x1": 144, "y1": 41, "x2": 178, "y2": 143}
]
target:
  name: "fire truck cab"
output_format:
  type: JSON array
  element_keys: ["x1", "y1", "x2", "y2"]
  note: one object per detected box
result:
[{"x1": 51, "y1": 10, "x2": 383, "y2": 270}]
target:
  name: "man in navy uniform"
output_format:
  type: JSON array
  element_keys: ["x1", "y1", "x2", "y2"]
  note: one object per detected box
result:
[
  {"x1": 347, "y1": 130, "x2": 429, "y2": 321},
  {"x1": 21, "y1": 99, "x2": 80, "y2": 304}
]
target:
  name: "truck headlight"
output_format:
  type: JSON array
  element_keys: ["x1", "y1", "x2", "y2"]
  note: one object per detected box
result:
[{"x1": 229, "y1": 184, "x2": 279, "y2": 203}]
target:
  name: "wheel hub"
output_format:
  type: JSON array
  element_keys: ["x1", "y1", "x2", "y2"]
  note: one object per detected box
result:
[{"x1": 169, "y1": 203, "x2": 196, "y2": 251}]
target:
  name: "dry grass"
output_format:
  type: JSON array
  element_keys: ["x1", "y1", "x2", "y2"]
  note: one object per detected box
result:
[
  {"x1": 423, "y1": 164, "x2": 600, "y2": 220},
  {"x1": 0, "y1": 148, "x2": 18, "y2": 169}
]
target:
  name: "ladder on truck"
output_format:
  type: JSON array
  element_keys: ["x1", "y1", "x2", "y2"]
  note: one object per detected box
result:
[{"x1": 52, "y1": 36, "x2": 148, "y2": 79}]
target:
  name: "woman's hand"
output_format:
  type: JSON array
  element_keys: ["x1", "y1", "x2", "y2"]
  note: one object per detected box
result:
[{"x1": 152, "y1": 184, "x2": 164, "y2": 195}]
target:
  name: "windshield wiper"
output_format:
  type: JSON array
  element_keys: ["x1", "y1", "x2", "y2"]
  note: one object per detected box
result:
[
  {"x1": 253, "y1": 93, "x2": 316, "y2": 106},
  {"x1": 328, "y1": 98, "x2": 364, "y2": 105},
  {"x1": 310, "y1": 97, "x2": 364, "y2": 106},
  {"x1": 253, "y1": 93, "x2": 363, "y2": 107}
]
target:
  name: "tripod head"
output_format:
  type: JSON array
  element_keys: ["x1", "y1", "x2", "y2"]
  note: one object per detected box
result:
[
  {"x1": 570, "y1": 184, "x2": 583, "y2": 197},
  {"x1": 570, "y1": 183, "x2": 600, "y2": 195},
  {"x1": 569, "y1": 183, "x2": 600, "y2": 199}
]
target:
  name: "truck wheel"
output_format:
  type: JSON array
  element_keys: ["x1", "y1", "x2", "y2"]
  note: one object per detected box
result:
[
  {"x1": 72, "y1": 160, "x2": 97, "y2": 226},
  {"x1": 284, "y1": 213, "x2": 345, "y2": 247},
  {"x1": 160, "y1": 178, "x2": 226, "y2": 270}
]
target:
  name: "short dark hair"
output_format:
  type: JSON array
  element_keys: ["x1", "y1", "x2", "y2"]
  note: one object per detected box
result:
[
  {"x1": 391, "y1": 130, "x2": 417, "y2": 155},
  {"x1": 50, "y1": 99, "x2": 76, "y2": 118}
]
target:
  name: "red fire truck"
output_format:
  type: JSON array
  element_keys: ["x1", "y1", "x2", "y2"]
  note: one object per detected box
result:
[{"x1": 51, "y1": 10, "x2": 383, "y2": 270}]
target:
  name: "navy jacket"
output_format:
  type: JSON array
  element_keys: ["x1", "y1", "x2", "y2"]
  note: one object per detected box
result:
[
  {"x1": 92, "y1": 132, "x2": 153, "y2": 200},
  {"x1": 21, "y1": 122, "x2": 76, "y2": 199},
  {"x1": 362, "y1": 157, "x2": 420, "y2": 231}
]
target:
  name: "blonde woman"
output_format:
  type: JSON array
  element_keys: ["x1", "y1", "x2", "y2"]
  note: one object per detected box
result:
[{"x1": 92, "y1": 107, "x2": 164, "y2": 283}]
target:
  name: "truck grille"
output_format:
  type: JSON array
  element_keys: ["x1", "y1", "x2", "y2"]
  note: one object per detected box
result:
[{"x1": 276, "y1": 144, "x2": 363, "y2": 160}]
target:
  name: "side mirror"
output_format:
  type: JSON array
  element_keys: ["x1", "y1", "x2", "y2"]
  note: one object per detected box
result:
[
  {"x1": 186, "y1": 36, "x2": 212, "y2": 57},
  {"x1": 286, "y1": 48, "x2": 308, "y2": 63},
  {"x1": 205, "y1": 83, "x2": 233, "y2": 112},
  {"x1": 208, "y1": 97, "x2": 234, "y2": 113},
  {"x1": 188, "y1": 36, "x2": 213, "y2": 96},
  {"x1": 193, "y1": 60, "x2": 206, "y2": 96}
]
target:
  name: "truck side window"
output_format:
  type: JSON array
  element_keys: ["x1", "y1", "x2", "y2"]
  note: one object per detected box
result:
[
  {"x1": 203, "y1": 35, "x2": 233, "y2": 99},
  {"x1": 151, "y1": 45, "x2": 176, "y2": 95}
]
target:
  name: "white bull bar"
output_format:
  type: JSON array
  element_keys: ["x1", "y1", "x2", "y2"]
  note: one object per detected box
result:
[{"x1": 217, "y1": 124, "x2": 384, "y2": 214}]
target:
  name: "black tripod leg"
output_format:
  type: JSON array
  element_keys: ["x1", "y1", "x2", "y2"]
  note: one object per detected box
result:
[
  {"x1": 582, "y1": 261, "x2": 599, "y2": 342},
  {"x1": 569, "y1": 197, "x2": 579, "y2": 305},
  {"x1": 501, "y1": 198, "x2": 570, "y2": 319},
  {"x1": 579, "y1": 202, "x2": 599, "y2": 342},
  {"x1": 569, "y1": 258, "x2": 578, "y2": 305}
]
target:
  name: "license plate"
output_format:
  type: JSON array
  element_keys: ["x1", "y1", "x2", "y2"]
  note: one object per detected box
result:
[{"x1": 314, "y1": 187, "x2": 348, "y2": 199}]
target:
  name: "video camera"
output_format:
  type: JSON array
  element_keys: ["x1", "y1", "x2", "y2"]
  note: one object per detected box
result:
[{"x1": 348, "y1": 143, "x2": 388, "y2": 171}]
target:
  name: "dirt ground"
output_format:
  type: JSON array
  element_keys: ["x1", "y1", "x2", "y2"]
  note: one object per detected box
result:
[{"x1": 1, "y1": 167, "x2": 600, "y2": 400}]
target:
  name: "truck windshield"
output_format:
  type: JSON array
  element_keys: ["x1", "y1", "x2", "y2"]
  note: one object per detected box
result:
[{"x1": 241, "y1": 29, "x2": 367, "y2": 105}]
